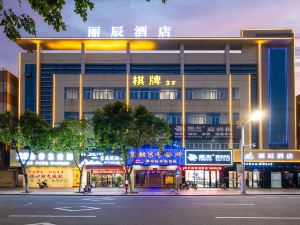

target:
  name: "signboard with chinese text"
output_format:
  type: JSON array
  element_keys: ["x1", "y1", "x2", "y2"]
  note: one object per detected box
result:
[
  {"x1": 27, "y1": 167, "x2": 75, "y2": 188},
  {"x1": 128, "y1": 148, "x2": 185, "y2": 166},
  {"x1": 82, "y1": 152, "x2": 122, "y2": 166},
  {"x1": 131, "y1": 75, "x2": 177, "y2": 87},
  {"x1": 171, "y1": 124, "x2": 240, "y2": 140},
  {"x1": 185, "y1": 150, "x2": 233, "y2": 166},
  {"x1": 233, "y1": 150, "x2": 300, "y2": 163},
  {"x1": 10, "y1": 150, "x2": 77, "y2": 167}
]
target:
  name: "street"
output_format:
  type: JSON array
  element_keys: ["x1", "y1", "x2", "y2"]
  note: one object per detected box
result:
[{"x1": 0, "y1": 195, "x2": 300, "y2": 225}]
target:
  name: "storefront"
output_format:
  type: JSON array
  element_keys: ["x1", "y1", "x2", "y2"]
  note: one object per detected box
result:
[
  {"x1": 232, "y1": 150, "x2": 300, "y2": 188},
  {"x1": 183, "y1": 150, "x2": 233, "y2": 188},
  {"x1": 183, "y1": 166, "x2": 223, "y2": 188},
  {"x1": 83, "y1": 151, "x2": 125, "y2": 188},
  {"x1": 10, "y1": 150, "x2": 79, "y2": 188},
  {"x1": 129, "y1": 148, "x2": 185, "y2": 188}
]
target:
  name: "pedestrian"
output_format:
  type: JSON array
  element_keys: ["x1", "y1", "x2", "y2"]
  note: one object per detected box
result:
[{"x1": 125, "y1": 179, "x2": 129, "y2": 194}]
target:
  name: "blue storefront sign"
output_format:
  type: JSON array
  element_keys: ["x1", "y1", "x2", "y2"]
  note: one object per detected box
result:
[
  {"x1": 185, "y1": 150, "x2": 232, "y2": 166},
  {"x1": 128, "y1": 148, "x2": 185, "y2": 166}
]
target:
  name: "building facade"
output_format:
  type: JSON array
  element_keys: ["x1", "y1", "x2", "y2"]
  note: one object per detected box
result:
[
  {"x1": 16, "y1": 29, "x2": 299, "y2": 188},
  {"x1": 0, "y1": 69, "x2": 18, "y2": 169}
]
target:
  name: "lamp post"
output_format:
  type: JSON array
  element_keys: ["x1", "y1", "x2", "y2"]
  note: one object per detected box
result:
[{"x1": 239, "y1": 111, "x2": 263, "y2": 195}]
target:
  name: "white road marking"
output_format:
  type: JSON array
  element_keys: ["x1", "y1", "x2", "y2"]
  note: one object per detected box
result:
[
  {"x1": 9, "y1": 215, "x2": 96, "y2": 218},
  {"x1": 82, "y1": 197, "x2": 114, "y2": 201},
  {"x1": 288, "y1": 196, "x2": 300, "y2": 199},
  {"x1": 25, "y1": 223, "x2": 56, "y2": 225},
  {"x1": 23, "y1": 203, "x2": 33, "y2": 207},
  {"x1": 265, "y1": 196, "x2": 278, "y2": 199},
  {"x1": 216, "y1": 217, "x2": 300, "y2": 220},
  {"x1": 193, "y1": 203, "x2": 255, "y2": 206},
  {"x1": 56, "y1": 202, "x2": 115, "y2": 205},
  {"x1": 54, "y1": 206, "x2": 100, "y2": 212}
]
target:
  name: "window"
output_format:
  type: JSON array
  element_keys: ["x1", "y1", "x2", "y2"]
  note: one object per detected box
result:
[
  {"x1": 64, "y1": 112, "x2": 79, "y2": 120},
  {"x1": 155, "y1": 113, "x2": 181, "y2": 124},
  {"x1": 160, "y1": 89, "x2": 180, "y2": 100},
  {"x1": 130, "y1": 88, "x2": 161, "y2": 100},
  {"x1": 187, "y1": 114, "x2": 206, "y2": 124},
  {"x1": 65, "y1": 88, "x2": 79, "y2": 99},
  {"x1": 84, "y1": 112, "x2": 94, "y2": 120},
  {"x1": 232, "y1": 88, "x2": 240, "y2": 99},
  {"x1": 93, "y1": 89, "x2": 114, "y2": 100},
  {"x1": 84, "y1": 88, "x2": 93, "y2": 99},
  {"x1": 186, "y1": 88, "x2": 228, "y2": 100},
  {"x1": 114, "y1": 88, "x2": 125, "y2": 99}
]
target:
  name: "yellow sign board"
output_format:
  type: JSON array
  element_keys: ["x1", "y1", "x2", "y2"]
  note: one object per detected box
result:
[
  {"x1": 165, "y1": 176, "x2": 174, "y2": 185},
  {"x1": 132, "y1": 75, "x2": 176, "y2": 86}
]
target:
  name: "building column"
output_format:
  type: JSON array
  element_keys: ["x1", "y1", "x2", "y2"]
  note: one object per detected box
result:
[
  {"x1": 180, "y1": 44, "x2": 185, "y2": 148},
  {"x1": 80, "y1": 43, "x2": 85, "y2": 120},
  {"x1": 126, "y1": 42, "x2": 131, "y2": 109},
  {"x1": 18, "y1": 53, "x2": 22, "y2": 119},
  {"x1": 225, "y1": 44, "x2": 233, "y2": 149},
  {"x1": 257, "y1": 42, "x2": 263, "y2": 149},
  {"x1": 36, "y1": 43, "x2": 41, "y2": 115},
  {"x1": 248, "y1": 74, "x2": 252, "y2": 145},
  {"x1": 52, "y1": 73, "x2": 56, "y2": 128}
]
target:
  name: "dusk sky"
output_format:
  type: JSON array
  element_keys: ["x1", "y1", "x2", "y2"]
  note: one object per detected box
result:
[{"x1": 1, "y1": 0, "x2": 300, "y2": 93}]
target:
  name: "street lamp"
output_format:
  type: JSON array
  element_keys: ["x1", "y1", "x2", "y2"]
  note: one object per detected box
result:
[{"x1": 239, "y1": 111, "x2": 263, "y2": 195}]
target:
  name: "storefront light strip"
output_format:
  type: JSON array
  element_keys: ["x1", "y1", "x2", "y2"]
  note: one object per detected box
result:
[{"x1": 248, "y1": 74, "x2": 252, "y2": 145}]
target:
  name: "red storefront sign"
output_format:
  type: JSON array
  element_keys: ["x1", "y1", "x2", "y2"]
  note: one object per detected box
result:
[
  {"x1": 91, "y1": 168, "x2": 124, "y2": 174},
  {"x1": 183, "y1": 166, "x2": 222, "y2": 171}
]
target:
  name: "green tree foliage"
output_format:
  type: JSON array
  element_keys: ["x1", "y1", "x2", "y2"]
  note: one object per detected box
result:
[
  {"x1": 0, "y1": 0, "x2": 167, "y2": 41},
  {"x1": 0, "y1": 111, "x2": 51, "y2": 193},
  {"x1": 52, "y1": 119, "x2": 95, "y2": 193},
  {"x1": 93, "y1": 101, "x2": 170, "y2": 192}
]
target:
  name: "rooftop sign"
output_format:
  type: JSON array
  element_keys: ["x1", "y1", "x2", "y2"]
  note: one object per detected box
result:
[{"x1": 88, "y1": 26, "x2": 172, "y2": 38}]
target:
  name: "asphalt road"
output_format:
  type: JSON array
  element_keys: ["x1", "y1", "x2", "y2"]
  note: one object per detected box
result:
[{"x1": 0, "y1": 195, "x2": 300, "y2": 225}]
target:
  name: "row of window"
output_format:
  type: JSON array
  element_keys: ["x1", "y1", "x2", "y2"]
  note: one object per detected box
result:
[
  {"x1": 186, "y1": 141, "x2": 240, "y2": 150},
  {"x1": 40, "y1": 64, "x2": 257, "y2": 75},
  {"x1": 64, "y1": 111, "x2": 239, "y2": 125},
  {"x1": 65, "y1": 88, "x2": 240, "y2": 100}
]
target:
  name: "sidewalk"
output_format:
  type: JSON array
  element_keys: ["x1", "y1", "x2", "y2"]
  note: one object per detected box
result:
[{"x1": 1, "y1": 187, "x2": 300, "y2": 196}]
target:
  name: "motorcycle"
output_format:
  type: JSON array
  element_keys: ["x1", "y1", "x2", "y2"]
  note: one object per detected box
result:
[
  {"x1": 187, "y1": 181, "x2": 198, "y2": 190},
  {"x1": 83, "y1": 184, "x2": 92, "y2": 194},
  {"x1": 37, "y1": 180, "x2": 48, "y2": 189}
]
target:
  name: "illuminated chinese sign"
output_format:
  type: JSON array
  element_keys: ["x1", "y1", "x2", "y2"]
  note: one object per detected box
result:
[
  {"x1": 185, "y1": 150, "x2": 233, "y2": 166},
  {"x1": 10, "y1": 150, "x2": 76, "y2": 167},
  {"x1": 88, "y1": 26, "x2": 171, "y2": 38},
  {"x1": 128, "y1": 148, "x2": 185, "y2": 166},
  {"x1": 172, "y1": 125, "x2": 240, "y2": 140},
  {"x1": 233, "y1": 150, "x2": 300, "y2": 163},
  {"x1": 82, "y1": 152, "x2": 122, "y2": 166},
  {"x1": 132, "y1": 75, "x2": 177, "y2": 86}
]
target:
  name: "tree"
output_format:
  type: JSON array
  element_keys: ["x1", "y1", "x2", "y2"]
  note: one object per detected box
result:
[
  {"x1": 0, "y1": 111, "x2": 51, "y2": 193},
  {"x1": 0, "y1": 0, "x2": 167, "y2": 41},
  {"x1": 93, "y1": 101, "x2": 170, "y2": 192},
  {"x1": 53, "y1": 119, "x2": 95, "y2": 193}
]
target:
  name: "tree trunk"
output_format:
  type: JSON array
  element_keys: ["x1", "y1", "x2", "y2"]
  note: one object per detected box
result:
[
  {"x1": 22, "y1": 165, "x2": 29, "y2": 193},
  {"x1": 79, "y1": 168, "x2": 83, "y2": 193}
]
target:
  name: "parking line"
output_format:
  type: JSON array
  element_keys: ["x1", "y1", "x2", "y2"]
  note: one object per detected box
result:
[
  {"x1": 9, "y1": 215, "x2": 96, "y2": 218},
  {"x1": 216, "y1": 217, "x2": 300, "y2": 220}
]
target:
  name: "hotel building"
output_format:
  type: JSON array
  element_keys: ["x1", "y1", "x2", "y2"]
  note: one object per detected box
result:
[{"x1": 14, "y1": 29, "x2": 300, "y2": 189}]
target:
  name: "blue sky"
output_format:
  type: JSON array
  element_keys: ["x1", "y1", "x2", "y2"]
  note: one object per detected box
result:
[{"x1": 1, "y1": 0, "x2": 300, "y2": 93}]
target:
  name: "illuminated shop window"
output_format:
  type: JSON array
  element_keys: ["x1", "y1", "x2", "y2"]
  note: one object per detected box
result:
[{"x1": 159, "y1": 89, "x2": 180, "y2": 100}]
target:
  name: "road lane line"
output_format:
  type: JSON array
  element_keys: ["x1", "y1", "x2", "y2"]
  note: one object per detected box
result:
[
  {"x1": 216, "y1": 217, "x2": 300, "y2": 220},
  {"x1": 23, "y1": 203, "x2": 33, "y2": 207},
  {"x1": 9, "y1": 215, "x2": 96, "y2": 218},
  {"x1": 56, "y1": 202, "x2": 115, "y2": 205},
  {"x1": 193, "y1": 203, "x2": 255, "y2": 206},
  {"x1": 288, "y1": 197, "x2": 300, "y2": 199}
]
